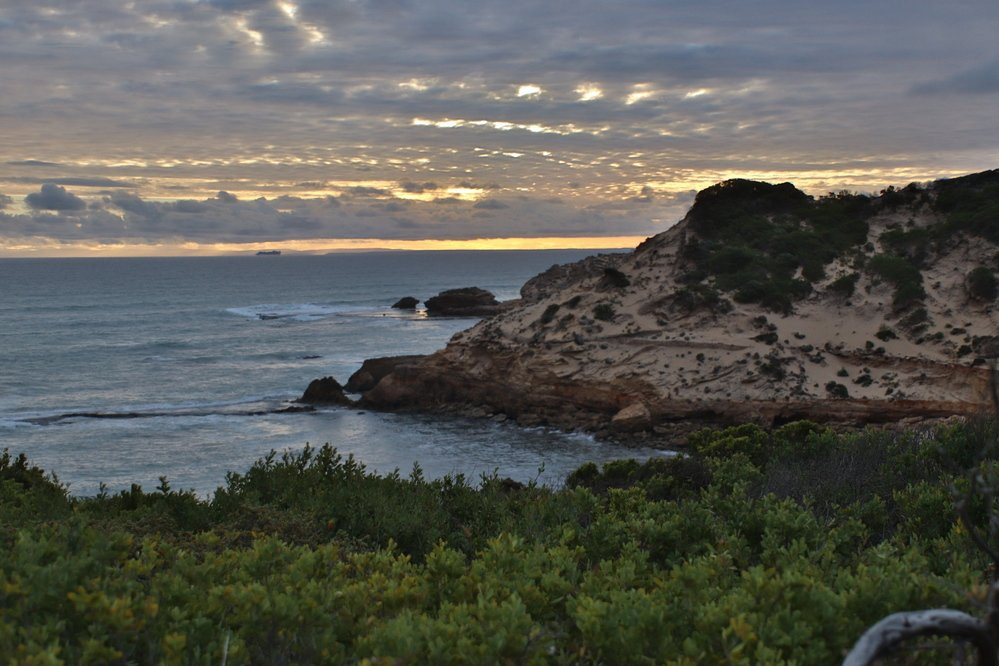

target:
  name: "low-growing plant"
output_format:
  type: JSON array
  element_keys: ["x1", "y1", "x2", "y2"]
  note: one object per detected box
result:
[
  {"x1": 899, "y1": 306, "x2": 930, "y2": 331},
  {"x1": 875, "y1": 326, "x2": 897, "y2": 341},
  {"x1": 3, "y1": 417, "x2": 999, "y2": 664},
  {"x1": 867, "y1": 253, "x2": 926, "y2": 307},
  {"x1": 967, "y1": 266, "x2": 998, "y2": 301},
  {"x1": 671, "y1": 283, "x2": 729, "y2": 313},
  {"x1": 539, "y1": 303, "x2": 560, "y2": 325},
  {"x1": 593, "y1": 303, "x2": 615, "y2": 321},
  {"x1": 829, "y1": 272, "x2": 860, "y2": 296},
  {"x1": 826, "y1": 381, "x2": 850, "y2": 398},
  {"x1": 601, "y1": 267, "x2": 631, "y2": 289}
]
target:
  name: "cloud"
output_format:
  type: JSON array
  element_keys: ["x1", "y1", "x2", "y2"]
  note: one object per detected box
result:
[
  {"x1": 25, "y1": 184, "x2": 86, "y2": 211},
  {"x1": 346, "y1": 186, "x2": 390, "y2": 196},
  {"x1": 0, "y1": 189, "x2": 680, "y2": 245},
  {"x1": 173, "y1": 200, "x2": 210, "y2": 213},
  {"x1": 458, "y1": 181, "x2": 501, "y2": 190},
  {"x1": 204, "y1": 0, "x2": 273, "y2": 11},
  {"x1": 400, "y1": 181, "x2": 439, "y2": 193},
  {"x1": 108, "y1": 192, "x2": 160, "y2": 219},
  {"x1": 0, "y1": 194, "x2": 12, "y2": 210},
  {"x1": 473, "y1": 198, "x2": 508, "y2": 209},
  {"x1": 629, "y1": 185, "x2": 655, "y2": 203},
  {"x1": 6, "y1": 160, "x2": 61, "y2": 168},
  {"x1": 1, "y1": 0, "x2": 997, "y2": 254},
  {"x1": 911, "y1": 60, "x2": 999, "y2": 95},
  {"x1": 10, "y1": 177, "x2": 137, "y2": 188}
]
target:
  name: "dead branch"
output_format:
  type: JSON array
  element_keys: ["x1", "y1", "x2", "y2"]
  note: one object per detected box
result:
[{"x1": 842, "y1": 609, "x2": 996, "y2": 666}]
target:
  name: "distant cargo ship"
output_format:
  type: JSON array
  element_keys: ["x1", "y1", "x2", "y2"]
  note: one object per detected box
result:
[{"x1": 255, "y1": 250, "x2": 281, "y2": 255}]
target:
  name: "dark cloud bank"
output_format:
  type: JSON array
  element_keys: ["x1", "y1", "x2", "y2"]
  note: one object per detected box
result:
[{"x1": 1, "y1": 183, "x2": 694, "y2": 244}]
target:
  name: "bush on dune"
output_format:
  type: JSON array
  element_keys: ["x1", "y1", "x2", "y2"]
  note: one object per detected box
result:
[{"x1": 1, "y1": 418, "x2": 997, "y2": 663}]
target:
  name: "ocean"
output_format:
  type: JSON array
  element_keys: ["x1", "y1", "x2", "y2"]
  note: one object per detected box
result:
[{"x1": 0, "y1": 250, "x2": 668, "y2": 496}]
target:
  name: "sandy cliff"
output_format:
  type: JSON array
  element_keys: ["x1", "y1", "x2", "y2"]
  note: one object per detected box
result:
[{"x1": 358, "y1": 171, "x2": 999, "y2": 442}]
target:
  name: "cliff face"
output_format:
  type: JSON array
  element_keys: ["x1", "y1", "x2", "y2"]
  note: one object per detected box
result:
[{"x1": 361, "y1": 171, "x2": 999, "y2": 440}]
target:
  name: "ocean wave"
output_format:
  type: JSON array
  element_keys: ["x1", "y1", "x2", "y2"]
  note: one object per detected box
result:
[
  {"x1": 225, "y1": 303, "x2": 386, "y2": 322},
  {"x1": 7, "y1": 395, "x2": 314, "y2": 427}
]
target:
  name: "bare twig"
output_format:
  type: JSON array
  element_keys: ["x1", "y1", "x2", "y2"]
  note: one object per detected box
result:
[{"x1": 842, "y1": 609, "x2": 996, "y2": 666}]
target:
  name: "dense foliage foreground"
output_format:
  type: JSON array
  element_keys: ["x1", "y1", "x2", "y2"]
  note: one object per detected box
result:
[{"x1": 2, "y1": 419, "x2": 998, "y2": 664}]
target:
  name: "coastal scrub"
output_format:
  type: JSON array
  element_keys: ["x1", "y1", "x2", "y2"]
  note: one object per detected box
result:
[{"x1": 1, "y1": 418, "x2": 996, "y2": 663}]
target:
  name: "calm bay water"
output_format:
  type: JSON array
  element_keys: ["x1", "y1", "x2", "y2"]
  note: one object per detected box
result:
[{"x1": 0, "y1": 251, "x2": 666, "y2": 495}]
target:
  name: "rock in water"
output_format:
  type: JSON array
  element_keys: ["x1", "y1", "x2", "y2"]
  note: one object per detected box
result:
[
  {"x1": 345, "y1": 355, "x2": 426, "y2": 393},
  {"x1": 300, "y1": 377, "x2": 352, "y2": 405},
  {"x1": 425, "y1": 287, "x2": 504, "y2": 316},
  {"x1": 392, "y1": 296, "x2": 419, "y2": 309}
]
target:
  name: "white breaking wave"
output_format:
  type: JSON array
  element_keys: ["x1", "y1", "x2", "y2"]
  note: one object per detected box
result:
[
  {"x1": 4, "y1": 394, "x2": 303, "y2": 427},
  {"x1": 225, "y1": 303, "x2": 383, "y2": 322}
]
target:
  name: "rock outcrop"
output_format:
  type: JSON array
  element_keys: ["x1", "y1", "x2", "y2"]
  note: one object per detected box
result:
[
  {"x1": 345, "y1": 355, "x2": 426, "y2": 393},
  {"x1": 424, "y1": 287, "x2": 509, "y2": 317},
  {"x1": 392, "y1": 296, "x2": 419, "y2": 309},
  {"x1": 300, "y1": 377, "x2": 353, "y2": 405},
  {"x1": 351, "y1": 171, "x2": 999, "y2": 441}
]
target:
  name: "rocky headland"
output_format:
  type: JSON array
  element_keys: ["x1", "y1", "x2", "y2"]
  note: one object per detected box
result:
[{"x1": 313, "y1": 170, "x2": 999, "y2": 444}]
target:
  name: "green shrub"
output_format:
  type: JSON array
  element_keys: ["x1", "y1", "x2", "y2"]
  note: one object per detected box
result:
[
  {"x1": 899, "y1": 307, "x2": 929, "y2": 330},
  {"x1": 2, "y1": 417, "x2": 997, "y2": 664},
  {"x1": 875, "y1": 326, "x2": 897, "y2": 341},
  {"x1": 671, "y1": 283, "x2": 730, "y2": 313},
  {"x1": 752, "y1": 331, "x2": 778, "y2": 345},
  {"x1": 829, "y1": 272, "x2": 859, "y2": 296},
  {"x1": 680, "y1": 182, "x2": 871, "y2": 312},
  {"x1": 601, "y1": 267, "x2": 630, "y2": 288},
  {"x1": 967, "y1": 266, "x2": 998, "y2": 301},
  {"x1": 539, "y1": 303, "x2": 559, "y2": 325},
  {"x1": 593, "y1": 303, "x2": 615, "y2": 321},
  {"x1": 933, "y1": 170, "x2": 999, "y2": 243},
  {"x1": 825, "y1": 381, "x2": 849, "y2": 398},
  {"x1": 879, "y1": 226, "x2": 935, "y2": 266},
  {"x1": 867, "y1": 253, "x2": 926, "y2": 307}
]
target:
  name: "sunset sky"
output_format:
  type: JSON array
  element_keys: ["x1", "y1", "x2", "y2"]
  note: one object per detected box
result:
[{"x1": 1, "y1": 0, "x2": 998, "y2": 256}]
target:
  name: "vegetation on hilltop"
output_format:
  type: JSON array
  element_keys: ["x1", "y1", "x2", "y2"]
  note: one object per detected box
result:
[
  {"x1": 681, "y1": 180, "x2": 873, "y2": 313},
  {"x1": 2, "y1": 417, "x2": 998, "y2": 663},
  {"x1": 678, "y1": 170, "x2": 999, "y2": 314}
]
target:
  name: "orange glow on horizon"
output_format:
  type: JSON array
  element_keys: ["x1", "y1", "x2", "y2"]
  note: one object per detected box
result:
[{"x1": 0, "y1": 235, "x2": 651, "y2": 258}]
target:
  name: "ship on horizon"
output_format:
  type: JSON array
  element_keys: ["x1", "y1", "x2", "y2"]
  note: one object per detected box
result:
[{"x1": 255, "y1": 250, "x2": 281, "y2": 255}]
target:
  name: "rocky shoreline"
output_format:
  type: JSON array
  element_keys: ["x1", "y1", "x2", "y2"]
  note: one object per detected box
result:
[{"x1": 303, "y1": 172, "x2": 999, "y2": 446}]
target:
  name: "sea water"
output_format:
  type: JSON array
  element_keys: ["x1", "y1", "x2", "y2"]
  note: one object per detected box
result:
[{"x1": 0, "y1": 251, "x2": 668, "y2": 496}]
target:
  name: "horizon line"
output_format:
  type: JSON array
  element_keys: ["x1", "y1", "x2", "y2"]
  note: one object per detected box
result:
[{"x1": 0, "y1": 235, "x2": 652, "y2": 258}]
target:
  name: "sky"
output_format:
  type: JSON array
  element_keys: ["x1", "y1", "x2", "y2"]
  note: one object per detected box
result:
[{"x1": 1, "y1": 0, "x2": 998, "y2": 256}]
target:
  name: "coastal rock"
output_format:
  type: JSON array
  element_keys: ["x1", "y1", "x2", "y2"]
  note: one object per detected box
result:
[
  {"x1": 300, "y1": 376, "x2": 352, "y2": 405},
  {"x1": 345, "y1": 355, "x2": 426, "y2": 393},
  {"x1": 392, "y1": 296, "x2": 419, "y2": 309},
  {"x1": 610, "y1": 402, "x2": 652, "y2": 432},
  {"x1": 424, "y1": 287, "x2": 507, "y2": 317},
  {"x1": 520, "y1": 254, "x2": 625, "y2": 303},
  {"x1": 336, "y1": 171, "x2": 999, "y2": 438}
]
